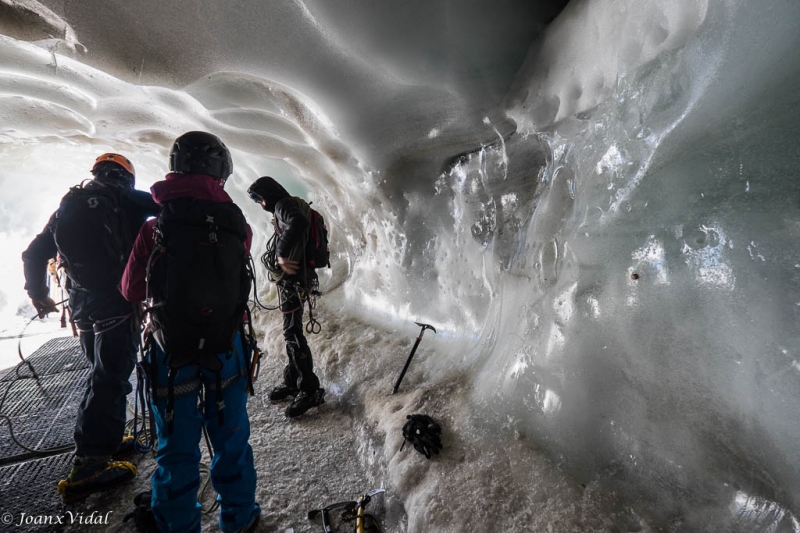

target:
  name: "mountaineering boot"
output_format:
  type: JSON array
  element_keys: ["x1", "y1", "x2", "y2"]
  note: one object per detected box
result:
[
  {"x1": 269, "y1": 385, "x2": 299, "y2": 402},
  {"x1": 285, "y1": 388, "x2": 325, "y2": 418},
  {"x1": 57, "y1": 460, "x2": 137, "y2": 504}
]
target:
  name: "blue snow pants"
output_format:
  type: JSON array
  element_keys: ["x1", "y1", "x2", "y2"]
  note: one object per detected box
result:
[
  {"x1": 147, "y1": 332, "x2": 260, "y2": 533},
  {"x1": 70, "y1": 287, "x2": 138, "y2": 460}
]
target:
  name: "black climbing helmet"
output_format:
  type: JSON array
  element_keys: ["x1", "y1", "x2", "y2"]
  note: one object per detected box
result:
[
  {"x1": 401, "y1": 414, "x2": 442, "y2": 459},
  {"x1": 92, "y1": 153, "x2": 135, "y2": 188},
  {"x1": 169, "y1": 131, "x2": 233, "y2": 184}
]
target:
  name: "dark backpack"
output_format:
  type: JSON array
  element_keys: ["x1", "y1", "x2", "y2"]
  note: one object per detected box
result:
[
  {"x1": 295, "y1": 198, "x2": 330, "y2": 269},
  {"x1": 52, "y1": 181, "x2": 130, "y2": 291},
  {"x1": 147, "y1": 198, "x2": 252, "y2": 371}
]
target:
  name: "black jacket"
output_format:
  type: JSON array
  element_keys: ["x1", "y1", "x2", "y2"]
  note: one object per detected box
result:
[
  {"x1": 22, "y1": 183, "x2": 159, "y2": 299},
  {"x1": 273, "y1": 197, "x2": 309, "y2": 260}
]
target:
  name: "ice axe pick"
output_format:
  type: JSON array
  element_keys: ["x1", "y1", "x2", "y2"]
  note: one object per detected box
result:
[{"x1": 392, "y1": 322, "x2": 436, "y2": 394}]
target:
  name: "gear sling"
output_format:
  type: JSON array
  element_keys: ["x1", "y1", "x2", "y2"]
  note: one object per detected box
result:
[{"x1": 144, "y1": 198, "x2": 256, "y2": 433}]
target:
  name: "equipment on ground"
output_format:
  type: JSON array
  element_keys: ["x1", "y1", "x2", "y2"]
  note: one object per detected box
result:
[
  {"x1": 400, "y1": 413, "x2": 442, "y2": 459},
  {"x1": 392, "y1": 322, "x2": 436, "y2": 394},
  {"x1": 308, "y1": 488, "x2": 385, "y2": 533}
]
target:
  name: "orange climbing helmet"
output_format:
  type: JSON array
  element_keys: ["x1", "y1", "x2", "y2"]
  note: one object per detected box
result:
[{"x1": 92, "y1": 153, "x2": 135, "y2": 187}]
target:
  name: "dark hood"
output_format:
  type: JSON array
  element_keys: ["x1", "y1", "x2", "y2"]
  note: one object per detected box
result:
[{"x1": 248, "y1": 176, "x2": 291, "y2": 212}]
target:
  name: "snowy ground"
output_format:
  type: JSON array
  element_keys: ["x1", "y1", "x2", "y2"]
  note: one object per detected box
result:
[{"x1": 57, "y1": 294, "x2": 634, "y2": 533}]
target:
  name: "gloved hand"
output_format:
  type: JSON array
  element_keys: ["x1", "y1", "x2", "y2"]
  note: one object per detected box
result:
[{"x1": 32, "y1": 296, "x2": 59, "y2": 318}]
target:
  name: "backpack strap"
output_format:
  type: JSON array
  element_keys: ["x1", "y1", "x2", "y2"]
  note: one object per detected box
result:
[
  {"x1": 145, "y1": 218, "x2": 167, "y2": 302},
  {"x1": 292, "y1": 197, "x2": 313, "y2": 282}
]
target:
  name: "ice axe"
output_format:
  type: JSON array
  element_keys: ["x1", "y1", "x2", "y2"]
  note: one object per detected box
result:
[{"x1": 392, "y1": 322, "x2": 436, "y2": 394}]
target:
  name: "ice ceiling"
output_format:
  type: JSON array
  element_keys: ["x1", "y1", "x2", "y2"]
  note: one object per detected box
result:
[{"x1": 1, "y1": 0, "x2": 800, "y2": 531}]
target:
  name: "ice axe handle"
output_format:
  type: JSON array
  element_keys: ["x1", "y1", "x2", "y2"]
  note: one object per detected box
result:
[{"x1": 392, "y1": 322, "x2": 436, "y2": 394}]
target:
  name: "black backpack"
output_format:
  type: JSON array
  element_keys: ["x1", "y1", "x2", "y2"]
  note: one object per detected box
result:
[
  {"x1": 52, "y1": 181, "x2": 130, "y2": 291},
  {"x1": 147, "y1": 198, "x2": 252, "y2": 371},
  {"x1": 295, "y1": 198, "x2": 330, "y2": 269}
]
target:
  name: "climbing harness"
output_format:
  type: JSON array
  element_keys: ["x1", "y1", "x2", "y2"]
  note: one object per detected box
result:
[
  {"x1": 400, "y1": 414, "x2": 443, "y2": 460},
  {"x1": 308, "y1": 488, "x2": 385, "y2": 533},
  {"x1": 276, "y1": 279, "x2": 322, "y2": 335}
]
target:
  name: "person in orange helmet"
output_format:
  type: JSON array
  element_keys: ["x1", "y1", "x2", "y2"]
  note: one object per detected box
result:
[{"x1": 21, "y1": 152, "x2": 158, "y2": 503}]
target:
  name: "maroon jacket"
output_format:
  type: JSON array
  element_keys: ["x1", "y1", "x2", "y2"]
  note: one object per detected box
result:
[{"x1": 120, "y1": 173, "x2": 253, "y2": 302}]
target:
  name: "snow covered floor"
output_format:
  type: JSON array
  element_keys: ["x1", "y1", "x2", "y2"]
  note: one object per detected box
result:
[{"x1": 60, "y1": 295, "x2": 635, "y2": 533}]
